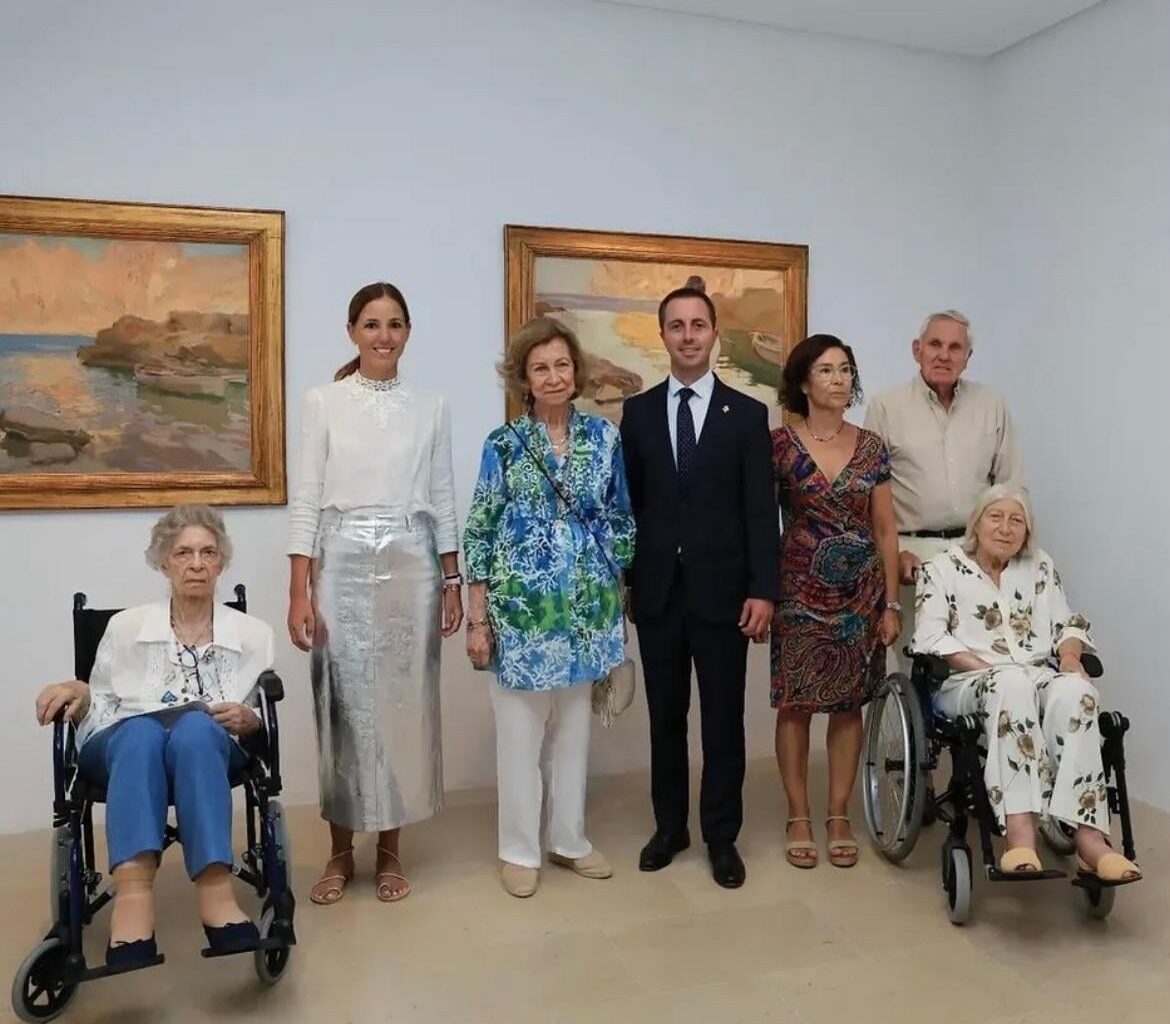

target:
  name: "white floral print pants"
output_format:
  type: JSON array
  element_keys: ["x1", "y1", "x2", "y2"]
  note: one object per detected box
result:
[{"x1": 935, "y1": 665, "x2": 1108, "y2": 833}]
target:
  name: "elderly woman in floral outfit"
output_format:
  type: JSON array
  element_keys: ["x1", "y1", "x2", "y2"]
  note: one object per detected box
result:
[{"x1": 913, "y1": 485, "x2": 1140, "y2": 882}]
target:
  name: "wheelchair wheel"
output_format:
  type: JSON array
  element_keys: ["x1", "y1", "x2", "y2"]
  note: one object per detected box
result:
[
  {"x1": 1082, "y1": 884, "x2": 1115, "y2": 921},
  {"x1": 11, "y1": 938, "x2": 77, "y2": 1023},
  {"x1": 48, "y1": 827, "x2": 72, "y2": 925},
  {"x1": 254, "y1": 907, "x2": 292, "y2": 985},
  {"x1": 943, "y1": 845, "x2": 972, "y2": 926},
  {"x1": 862, "y1": 674, "x2": 928, "y2": 862},
  {"x1": 1039, "y1": 816, "x2": 1076, "y2": 857}
]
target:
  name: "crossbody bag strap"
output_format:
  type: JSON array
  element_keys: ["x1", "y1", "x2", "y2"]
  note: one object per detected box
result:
[{"x1": 507, "y1": 422, "x2": 629, "y2": 637}]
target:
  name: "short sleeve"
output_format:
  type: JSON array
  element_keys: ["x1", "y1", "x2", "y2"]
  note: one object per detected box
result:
[{"x1": 875, "y1": 440, "x2": 891, "y2": 485}]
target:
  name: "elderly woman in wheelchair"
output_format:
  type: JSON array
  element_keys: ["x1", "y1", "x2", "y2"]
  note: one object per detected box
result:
[
  {"x1": 912, "y1": 485, "x2": 1141, "y2": 883},
  {"x1": 862, "y1": 484, "x2": 1140, "y2": 925},
  {"x1": 31, "y1": 506, "x2": 278, "y2": 975}
]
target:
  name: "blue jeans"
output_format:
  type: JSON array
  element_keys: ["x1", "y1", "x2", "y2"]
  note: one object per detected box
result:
[{"x1": 77, "y1": 708, "x2": 249, "y2": 879}]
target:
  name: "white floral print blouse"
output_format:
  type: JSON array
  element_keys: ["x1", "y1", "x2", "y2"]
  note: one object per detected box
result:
[{"x1": 912, "y1": 546, "x2": 1094, "y2": 667}]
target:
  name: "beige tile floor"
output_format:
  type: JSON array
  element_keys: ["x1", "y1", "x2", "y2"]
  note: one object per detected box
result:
[{"x1": 2, "y1": 758, "x2": 1168, "y2": 1024}]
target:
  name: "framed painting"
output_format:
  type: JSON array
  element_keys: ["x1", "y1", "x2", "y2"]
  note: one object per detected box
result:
[
  {"x1": 504, "y1": 225, "x2": 807, "y2": 425},
  {"x1": 0, "y1": 194, "x2": 285, "y2": 510}
]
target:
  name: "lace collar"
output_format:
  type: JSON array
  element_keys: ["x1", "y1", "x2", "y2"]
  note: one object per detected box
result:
[{"x1": 352, "y1": 371, "x2": 403, "y2": 393}]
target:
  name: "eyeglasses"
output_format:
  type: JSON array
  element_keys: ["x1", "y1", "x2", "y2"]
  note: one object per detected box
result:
[
  {"x1": 811, "y1": 365, "x2": 855, "y2": 380},
  {"x1": 171, "y1": 546, "x2": 221, "y2": 565},
  {"x1": 178, "y1": 644, "x2": 205, "y2": 697}
]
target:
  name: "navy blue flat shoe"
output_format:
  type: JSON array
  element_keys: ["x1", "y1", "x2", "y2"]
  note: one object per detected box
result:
[
  {"x1": 105, "y1": 935, "x2": 159, "y2": 972},
  {"x1": 202, "y1": 920, "x2": 260, "y2": 956}
]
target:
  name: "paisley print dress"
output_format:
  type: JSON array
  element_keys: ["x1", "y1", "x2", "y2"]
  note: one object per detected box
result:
[{"x1": 770, "y1": 425, "x2": 890, "y2": 712}]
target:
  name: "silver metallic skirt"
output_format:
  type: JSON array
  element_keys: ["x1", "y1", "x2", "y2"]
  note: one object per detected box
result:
[{"x1": 311, "y1": 508, "x2": 443, "y2": 831}]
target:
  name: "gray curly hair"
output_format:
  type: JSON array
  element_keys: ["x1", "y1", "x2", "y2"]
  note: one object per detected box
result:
[{"x1": 145, "y1": 504, "x2": 233, "y2": 572}]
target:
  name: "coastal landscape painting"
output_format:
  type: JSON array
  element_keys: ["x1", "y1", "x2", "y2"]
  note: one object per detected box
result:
[
  {"x1": 0, "y1": 195, "x2": 284, "y2": 509},
  {"x1": 504, "y1": 226, "x2": 808, "y2": 426}
]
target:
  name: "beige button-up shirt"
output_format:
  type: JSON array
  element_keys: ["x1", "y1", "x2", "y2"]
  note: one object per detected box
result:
[{"x1": 863, "y1": 374, "x2": 1021, "y2": 533}]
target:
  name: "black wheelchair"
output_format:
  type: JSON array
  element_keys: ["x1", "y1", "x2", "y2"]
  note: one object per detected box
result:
[
  {"x1": 11, "y1": 587, "x2": 296, "y2": 1023},
  {"x1": 860, "y1": 651, "x2": 1138, "y2": 925}
]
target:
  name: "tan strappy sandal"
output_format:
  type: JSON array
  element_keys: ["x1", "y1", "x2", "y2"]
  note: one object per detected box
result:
[
  {"x1": 375, "y1": 846, "x2": 412, "y2": 903},
  {"x1": 825, "y1": 815, "x2": 859, "y2": 868},
  {"x1": 785, "y1": 817, "x2": 818, "y2": 868},
  {"x1": 309, "y1": 848, "x2": 354, "y2": 905}
]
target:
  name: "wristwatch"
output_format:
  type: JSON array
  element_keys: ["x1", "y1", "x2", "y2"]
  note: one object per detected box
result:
[{"x1": 886, "y1": 601, "x2": 902, "y2": 613}]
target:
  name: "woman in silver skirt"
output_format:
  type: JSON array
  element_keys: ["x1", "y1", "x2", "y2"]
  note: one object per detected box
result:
[{"x1": 287, "y1": 282, "x2": 462, "y2": 905}]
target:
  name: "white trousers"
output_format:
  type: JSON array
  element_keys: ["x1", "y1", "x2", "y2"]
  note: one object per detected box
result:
[
  {"x1": 891, "y1": 535, "x2": 954, "y2": 673},
  {"x1": 935, "y1": 665, "x2": 1109, "y2": 833},
  {"x1": 490, "y1": 682, "x2": 594, "y2": 869}
]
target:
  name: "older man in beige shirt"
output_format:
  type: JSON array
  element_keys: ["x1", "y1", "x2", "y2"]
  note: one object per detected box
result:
[{"x1": 864, "y1": 310, "x2": 1022, "y2": 666}]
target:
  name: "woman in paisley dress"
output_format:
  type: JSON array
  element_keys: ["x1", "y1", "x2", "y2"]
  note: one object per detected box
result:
[
  {"x1": 913, "y1": 485, "x2": 1141, "y2": 881},
  {"x1": 771, "y1": 335, "x2": 900, "y2": 868},
  {"x1": 287, "y1": 282, "x2": 463, "y2": 906},
  {"x1": 464, "y1": 317, "x2": 635, "y2": 898}
]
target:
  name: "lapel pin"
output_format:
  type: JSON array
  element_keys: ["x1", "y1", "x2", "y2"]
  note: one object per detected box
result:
[{"x1": 722, "y1": 405, "x2": 729, "y2": 413}]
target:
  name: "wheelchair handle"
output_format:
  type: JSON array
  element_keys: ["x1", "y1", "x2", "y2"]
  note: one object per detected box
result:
[
  {"x1": 1080, "y1": 653, "x2": 1103, "y2": 678},
  {"x1": 258, "y1": 669, "x2": 284, "y2": 702}
]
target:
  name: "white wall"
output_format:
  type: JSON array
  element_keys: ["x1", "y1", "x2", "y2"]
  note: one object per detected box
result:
[
  {"x1": 982, "y1": 0, "x2": 1170, "y2": 804},
  {"x1": 1, "y1": 0, "x2": 988, "y2": 833}
]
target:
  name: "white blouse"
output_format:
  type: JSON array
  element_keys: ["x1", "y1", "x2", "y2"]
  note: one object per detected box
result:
[
  {"x1": 912, "y1": 545, "x2": 1094, "y2": 667},
  {"x1": 286, "y1": 374, "x2": 459, "y2": 557},
  {"x1": 76, "y1": 601, "x2": 276, "y2": 749}
]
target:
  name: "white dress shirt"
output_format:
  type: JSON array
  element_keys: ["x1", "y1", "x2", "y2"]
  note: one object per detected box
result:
[
  {"x1": 75, "y1": 601, "x2": 275, "y2": 749},
  {"x1": 666, "y1": 370, "x2": 715, "y2": 465},
  {"x1": 287, "y1": 374, "x2": 459, "y2": 557}
]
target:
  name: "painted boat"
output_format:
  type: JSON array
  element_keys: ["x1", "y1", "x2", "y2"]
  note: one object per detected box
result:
[{"x1": 133, "y1": 364, "x2": 228, "y2": 398}]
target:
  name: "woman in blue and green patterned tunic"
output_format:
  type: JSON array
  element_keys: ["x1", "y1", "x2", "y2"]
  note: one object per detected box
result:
[{"x1": 464, "y1": 317, "x2": 634, "y2": 898}]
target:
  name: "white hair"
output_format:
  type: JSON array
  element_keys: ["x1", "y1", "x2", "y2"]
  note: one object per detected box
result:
[
  {"x1": 145, "y1": 504, "x2": 233, "y2": 572},
  {"x1": 962, "y1": 484, "x2": 1035, "y2": 558},
  {"x1": 917, "y1": 309, "x2": 973, "y2": 351}
]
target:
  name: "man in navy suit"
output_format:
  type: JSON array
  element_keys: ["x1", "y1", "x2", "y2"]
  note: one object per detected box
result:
[{"x1": 620, "y1": 282, "x2": 779, "y2": 888}]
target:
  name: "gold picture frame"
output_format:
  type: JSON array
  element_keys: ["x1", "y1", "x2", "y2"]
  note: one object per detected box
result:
[
  {"x1": 0, "y1": 194, "x2": 285, "y2": 510},
  {"x1": 504, "y1": 224, "x2": 808, "y2": 424}
]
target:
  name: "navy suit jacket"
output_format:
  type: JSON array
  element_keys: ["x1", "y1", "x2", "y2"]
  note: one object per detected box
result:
[{"x1": 619, "y1": 376, "x2": 779, "y2": 623}]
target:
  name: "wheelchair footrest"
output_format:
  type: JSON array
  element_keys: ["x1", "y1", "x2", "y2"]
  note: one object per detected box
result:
[
  {"x1": 81, "y1": 954, "x2": 166, "y2": 981},
  {"x1": 986, "y1": 866, "x2": 1066, "y2": 883},
  {"x1": 200, "y1": 937, "x2": 290, "y2": 959},
  {"x1": 1072, "y1": 872, "x2": 1141, "y2": 891}
]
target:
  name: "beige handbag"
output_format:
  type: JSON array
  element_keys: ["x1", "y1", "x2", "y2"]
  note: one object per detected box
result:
[
  {"x1": 591, "y1": 596, "x2": 637, "y2": 727},
  {"x1": 509, "y1": 423, "x2": 637, "y2": 727}
]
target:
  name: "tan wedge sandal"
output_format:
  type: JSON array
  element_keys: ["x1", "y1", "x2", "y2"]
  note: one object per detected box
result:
[
  {"x1": 785, "y1": 817, "x2": 818, "y2": 868},
  {"x1": 825, "y1": 815, "x2": 859, "y2": 868},
  {"x1": 1076, "y1": 851, "x2": 1141, "y2": 883},
  {"x1": 999, "y1": 847, "x2": 1042, "y2": 873}
]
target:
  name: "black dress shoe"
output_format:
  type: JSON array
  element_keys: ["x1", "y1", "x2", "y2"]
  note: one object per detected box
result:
[
  {"x1": 707, "y1": 841, "x2": 745, "y2": 888},
  {"x1": 202, "y1": 919, "x2": 260, "y2": 955},
  {"x1": 105, "y1": 934, "x2": 158, "y2": 972},
  {"x1": 638, "y1": 830, "x2": 691, "y2": 872}
]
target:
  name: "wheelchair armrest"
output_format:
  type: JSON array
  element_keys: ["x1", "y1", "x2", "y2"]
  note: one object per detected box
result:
[
  {"x1": 51, "y1": 717, "x2": 78, "y2": 819},
  {"x1": 258, "y1": 670, "x2": 284, "y2": 702},
  {"x1": 910, "y1": 652, "x2": 952, "y2": 687},
  {"x1": 253, "y1": 671, "x2": 284, "y2": 794}
]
